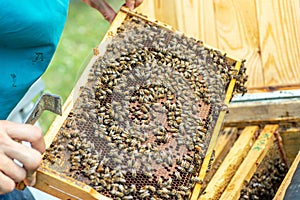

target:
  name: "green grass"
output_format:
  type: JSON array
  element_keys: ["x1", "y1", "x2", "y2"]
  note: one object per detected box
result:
[{"x1": 39, "y1": 0, "x2": 123, "y2": 132}]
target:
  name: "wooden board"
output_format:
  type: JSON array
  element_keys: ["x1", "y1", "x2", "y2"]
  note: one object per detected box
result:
[
  {"x1": 274, "y1": 151, "x2": 300, "y2": 200},
  {"x1": 213, "y1": 0, "x2": 264, "y2": 88},
  {"x1": 199, "y1": 126, "x2": 259, "y2": 200},
  {"x1": 219, "y1": 124, "x2": 279, "y2": 200},
  {"x1": 280, "y1": 128, "x2": 300, "y2": 166},
  {"x1": 35, "y1": 166, "x2": 109, "y2": 200},
  {"x1": 137, "y1": 0, "x2": 218, "y2": 46},
  {"x1": 224, "y1": 99, "x2": 300, "y2": 127},
  {"x1": 256, "y1": 0, "x2": 300, "y2": 86}
]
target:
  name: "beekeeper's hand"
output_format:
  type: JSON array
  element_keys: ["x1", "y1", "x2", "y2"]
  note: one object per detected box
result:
[
  {"x1": 0, "y1": 120, "x2": 45, "y2": 194},
  {"x1": 82, "y1": 0, "x2": 143, "y2": 23}
]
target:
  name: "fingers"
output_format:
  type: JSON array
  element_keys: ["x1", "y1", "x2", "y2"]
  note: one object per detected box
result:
[
  {"x1": 0, "y1": 171, "x2": 15, "y2": 194},
  {"x1": 0, "y1": 120, "x2": 44, "y2": 190},
  {"x1": 134, "y1": 0, "x2": 143, "y2": 8},
  {"x1": 82, "y1": 0, "x2": 144, "y2": 23},
  {"x1": 126, "y1": 0, "x2": 143, "y2": 9},
  {"x1": 0, "y1": 155, "x2": 26, "y2": 183},
  {"x1": 4, "y1": 140, "x2": 42, "y2": 173},
  {"x1": 126, "y1": 0, "x2": 135, "y2": 9},
  {"x1": 82, "y1": 0, "x2": 116, "y2": 23},
  {"x1": 2, "y1": 120, "x2": 45, "y2": 154}
]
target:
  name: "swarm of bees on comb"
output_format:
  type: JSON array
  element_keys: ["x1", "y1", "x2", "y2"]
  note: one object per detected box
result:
[{"x1": 43, "y1": 13, "x2": 247, "y2": 200}]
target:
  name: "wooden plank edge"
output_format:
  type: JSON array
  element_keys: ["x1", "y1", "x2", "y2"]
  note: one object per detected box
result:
[
  {"x1": 219, "y1": 124, "x2": 279, "y2": 200},
  {"x1": 274, "y1": 151, "x2": 300, "y2": 199},
  {"x1": 35, "y1": 166, "x2": 110, "y2": 200},
  {"x1": 274, "y1": 131, "x2": 288, "y2": 166},
  {"x1": 248, "y1": 84, "x2": 300, "y2": 93},
  {"x1": 199, "y1": 126, "x2": 259, "y2": 200},
  {"x1": 224, "y1": 117, "x2": 300, "y2": 128},
  {"x1": 190, "y1": 60, "x2": 242, "y2": 200}
]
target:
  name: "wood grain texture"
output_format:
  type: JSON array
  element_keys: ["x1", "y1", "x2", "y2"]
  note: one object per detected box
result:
[
  {"x1": 136, "y1": 0, "x2": 156, "y2": 19},
  {"x1": 174, "y1": 0, "x2": 218, "y2": 46},
  {"x1": 200, "y1": 126, "x2": 258, "y2": 200},
  {"x1": 35, "y1": 166, "x2": 110, "y2": 200},
  {"x1": 153, "y1": 0, "x2": 178, "y2": 28},
  {"x1": 224, "y1": 100, "x2": 300, "y2": 127},
  {"x1": 256, "y1": 0, "x2": 300, "y2": 86},
  {"x1": 219, "y1": 125, "x2": 279, "y2": 200},
  {"x1": 213, "y1": 0, "x2": 264, "y2": 88}
]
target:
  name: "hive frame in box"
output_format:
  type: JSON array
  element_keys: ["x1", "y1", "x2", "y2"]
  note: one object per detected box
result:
[{"x1": 35, "y1": 7, "x2": 242, "y2": 200}]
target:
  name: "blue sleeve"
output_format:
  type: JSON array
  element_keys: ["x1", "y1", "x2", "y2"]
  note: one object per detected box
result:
[{"x1": 0, "y1": 0, "x2": 69, "y2": 119}]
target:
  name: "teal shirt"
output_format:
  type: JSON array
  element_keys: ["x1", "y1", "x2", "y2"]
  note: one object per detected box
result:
[{"x1": 0, "y1": 0, "x2": 69, "y2": 119}]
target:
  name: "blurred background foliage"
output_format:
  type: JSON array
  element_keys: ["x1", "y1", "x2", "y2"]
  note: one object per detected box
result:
[{"x1": 39, "y1": 0, "x2": 123, "y2": 132}]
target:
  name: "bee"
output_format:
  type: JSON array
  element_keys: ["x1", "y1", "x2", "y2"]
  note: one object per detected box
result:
[
  {"x1": 143, "y1": 171, "x2": 153, "y2": 178},
  {"x1": 93, "y1": 185, "x2": 104, "y2": 192},
  {"x1": 177, "y1": 166, "x2": 186, "y2": 173},
  {"x1": 111, "y1": 190, "x2": 124, "y2": 198},
  {"x1": 191, "y1": 176, "x2": 203, "y2": 184},
  {"x1": 166, "y1": 155, "x2": 173, "y2": 166},
  {"x1": 179, "y1": 186, "x2": 189, "y2": 191},
  {"x1": 157, "y1": 177, "x2": 163, "y2": 187},
  {"x1": 123, "y1": 196, "x2": 133, "y2": 200},
  {"x1": 129, "y1": 184, "x2": 137, "y2": 194},
  {"x1": 147, "y1": 185, "x2": 156, "y2": 193},
  {"x1": 184, "y1": 155, "x2": 193, "y2": 162},
  {"x1": 82, "y1": 111, "x2": 90, "y2": 119},
  {"x1": 67, "y1": 144, "x2": 75, "y2": 151},
  {"x1": 115, "y1": 177, "x2": 126, "y2": 184},
  {"x1": 131, "y1": 168, "x2": 137, "y2": 178},
  {"x1": 139, "y1": 190, "x2": 150, "y2": 198}
]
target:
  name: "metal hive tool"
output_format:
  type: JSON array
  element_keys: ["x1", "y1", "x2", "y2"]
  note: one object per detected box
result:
[{"x1": 43, "y1": 8, "x2": 245, "y2": 200}]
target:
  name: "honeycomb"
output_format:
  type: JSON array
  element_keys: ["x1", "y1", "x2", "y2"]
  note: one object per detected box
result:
[{"x1": 43, "y1": 11, "x2": 245, "y2": 200}]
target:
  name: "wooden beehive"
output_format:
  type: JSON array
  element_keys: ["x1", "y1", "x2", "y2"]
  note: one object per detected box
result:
[{"x1": 33, "y1": 6, "x2": 245, "y2": 200}]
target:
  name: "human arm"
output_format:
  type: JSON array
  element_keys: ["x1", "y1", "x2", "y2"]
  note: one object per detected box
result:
[
  {"x1": 0, "y1": 121, "x2": 45, "y2": 194},
  {"x1": 82, "y1": 0, "x2": 143, "y2": 23}
]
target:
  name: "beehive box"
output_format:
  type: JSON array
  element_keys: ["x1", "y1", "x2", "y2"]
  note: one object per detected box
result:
[
  {"x1": 34, "y1": 7, "x2": 246, "y2": 200},
  {"x1": 195, "y1": 123, "x2": 300, "y2": 200}
]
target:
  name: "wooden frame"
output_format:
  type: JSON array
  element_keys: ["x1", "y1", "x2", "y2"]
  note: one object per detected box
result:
[
  {"x1": 199, "y1": 126, "x2": 259, "y2": 200},
  {"x1": 219, "y1": 124, "x2": 279, "y2": 200},
  {"x1": 35, "y1": 6, "x2": 243, "y2": 200},
  {"x1": 274, "y1": 151, "x2": 300, "y2": 199}
]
